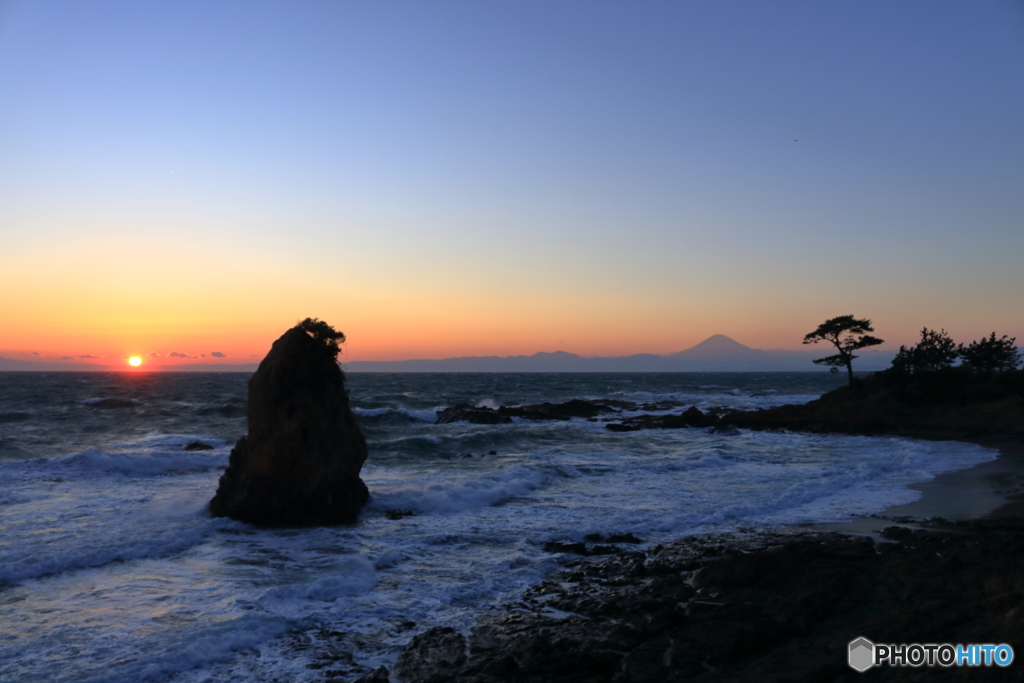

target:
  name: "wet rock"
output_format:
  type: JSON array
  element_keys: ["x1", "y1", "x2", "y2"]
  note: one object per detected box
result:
[
  {"x1": 880, "y1": 525, "x2": 915, "y2": 541},
  {"x1": 183, "y1": 441, "x2": 214, "y2": 451},
  {"x1": 435, "y1": 404, "x2": 512, "y2": 425},
  {"x1": 498, "y1": 399, "x2": 617, "y2": 421},
  {"x1": 464, "y1": 612, "x2": 631, "y2": 682},
  {"x1": 614, "y1": 636, "x2": 670, "y2": 683},
  {"x1": 608, "y1": 533, "x2": 643, "y2": 544},
  {"x1": 680, "y1": 405, "x2": 715, "y2": 426},
  {"x1": 543, "y1": 541, "x2": 589, "y2": 556},
  {"x1": 585, "y1": 533, "x2": 644, "y2": 545},
  {"x1": 543, "y1": 540, "x2": 626, "y2": 557},
  {"x1": 707, "y1": 425, "x2": 741, "y2": 436},
  {"x1": 638, "y1": 400, "x2": 687, "y2": 412},
  {"x1": 209, "y1": 321, "x2": 368, "y2": 526},
  {"x1": 594, "y1": 399, "x2": 638, "y2": 410},
  {"x1": 352, "y1": 665, "x2": 390, "y2": 683},
  {"x1": 385, "y1": 509, "x2": 415, "y2": 520},
  {"x1": 394, "y1": 626, "x2": 467, "y2": 683},
  {"x1": 588, "y1": 544, "x2": 622, "y2": 556},
  {"x1": 401, "y1": 520, "x2": 1024, "y2": 682},
  {"x1": 605, "y1": 406, "x2": 717, "y2": 432}
]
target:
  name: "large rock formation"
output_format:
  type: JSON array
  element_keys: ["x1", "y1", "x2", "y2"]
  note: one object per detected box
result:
[{"x1": 210, "y1": 321, "x2": 369, "y2": 526}]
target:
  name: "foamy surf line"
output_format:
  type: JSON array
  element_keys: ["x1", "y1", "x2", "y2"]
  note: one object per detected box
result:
[
  {"x1": 2, "y1": 372, "x2": 1002, "y2": 683},
  {"x1": 0, "y1": 438, "x2": 998, "y2": 683},
  {"x1": 354, "y1": 406, "x2": 439, "y2": 423},
  {"x1": 0, "y1": 491, "x2": 230, "y2": 583},
  {"x1": 56, "y1": 446, "x2": 229, "y2": 475},
  {"x1": 364, "y1": 464, "x2": 549, "y2": 514}
]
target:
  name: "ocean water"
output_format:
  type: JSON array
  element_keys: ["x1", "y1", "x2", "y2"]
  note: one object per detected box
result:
[{"x1": 0, "y1": 371, "x2": 997, "y2": 682}]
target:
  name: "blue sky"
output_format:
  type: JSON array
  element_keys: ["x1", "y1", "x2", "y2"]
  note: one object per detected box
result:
[{"x1": 1, "y1": 1, "x2": 1022, "y2": 362}]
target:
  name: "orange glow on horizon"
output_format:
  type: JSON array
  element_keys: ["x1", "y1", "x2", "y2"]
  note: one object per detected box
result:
[{"x1": 1, "y1": 233, "x2": 1014, "y2": 363}]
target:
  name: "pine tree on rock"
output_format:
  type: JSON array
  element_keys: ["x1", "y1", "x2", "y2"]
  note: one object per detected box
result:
[{"x1": 803, "y1": 315, "x2": 884, "y2": 386}]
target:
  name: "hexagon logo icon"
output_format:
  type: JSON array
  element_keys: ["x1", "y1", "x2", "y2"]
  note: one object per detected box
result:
[{"x1": 849, "y1": 637, "x2": 874, "y2": 672}]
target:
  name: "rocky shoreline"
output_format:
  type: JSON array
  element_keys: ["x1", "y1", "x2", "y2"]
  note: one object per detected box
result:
[
  {"x1": 433, "y1": 377, "x2": 1024, "y2": 444},
  {"x1": 369, "y1": 517, "x2": 1023, "y2": 683},
  {"x1": 359, "y1": 383, "x2": 1024, "y2": 682}
]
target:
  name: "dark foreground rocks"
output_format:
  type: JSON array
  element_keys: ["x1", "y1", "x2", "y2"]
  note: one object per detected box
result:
[
  {"x1": 722, "y1": 375, "x2": 1024, "y2": 442},
  {"x1": 433, "y1": 372, "x2": 1024, "y2": 444},
  {"x1": 436, "y1": 404, "x2": 514, "y2": 425},
  {"x1": 605, "y1": 406, "x2": 719, "y2": 432},
  {"x1": 393, "y1": 519, "x2": 1024, "y2": 683},
  {"x1": 210, "y1": 322, "x2": 368, "y2": 526}
]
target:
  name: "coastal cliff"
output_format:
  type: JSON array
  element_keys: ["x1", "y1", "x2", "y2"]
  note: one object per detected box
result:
[{"x1": 721, "y1": 372, "x2": 1024, "y2": 443}]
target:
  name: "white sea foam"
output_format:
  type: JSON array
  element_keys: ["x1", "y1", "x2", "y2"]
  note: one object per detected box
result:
[
  {"x1": 257, "y1": 555, "x2": 377, "y2": 606},
  {"x1": 0, "y1": 481, "x2": 226, "y2": 584},
  {"x1": 618, "y1": 389, "x2": 823, "y2": 412},
  {"x1": 14, "y1": 600, "x2": 294, "y2": 683},
  {"x1": 0, "y1": 373, "x2": 1003, "y2": 683},
  {"x1": 367, "y1": 465, "x2": 549, "y2": 513},
  {"x1": 57, "y1": 446, "x2": 228, "y2": 475},
  {"x1": 116, "y1": 433, "x2": 231, "y2": 451},
  {"x1": 354, "y1": 406, "x2": 438, "y2": 422}
]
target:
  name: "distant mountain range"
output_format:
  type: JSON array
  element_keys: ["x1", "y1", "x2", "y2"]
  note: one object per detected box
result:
[
  {"x1": 342, "y1": 335, "x2": 897, "y2": 372},
  {"x1": 0, "y1": 335, "x2": 898, "y2": 373}
]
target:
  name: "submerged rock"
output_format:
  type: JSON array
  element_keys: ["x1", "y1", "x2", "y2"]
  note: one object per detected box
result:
[
  {"x1": 394, "y1": 626, "x2": 468, "y2": 683},
  {"x1": 498, "y1": 399, "x2": 616, "y2": 421},
  {"x1": 436, "y1": 399, "x2": 625, "y2": 425},
  {"x1": 435, "y1": 404, "x2": 512, "y2": 425},
  {"x1": 605, "y1": 405, "x2": 718, "y2": 432},
  {"x1": 352, "y1": 666, "x2": 390, "y2": 683},
  {"x1": 707, "y1": 425, "x2": 741, "y2": 436},
  {"x1": 209, "y1": 321, "x2": 368, "y2": 526}
]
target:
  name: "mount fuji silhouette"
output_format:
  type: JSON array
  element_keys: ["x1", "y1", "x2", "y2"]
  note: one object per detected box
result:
[
  {"x1": 343, "y1": 335, "x2": 894, "y2": 372},
  {"x1": 667, "y1": 334, "x2": 770, "y2": 361}
]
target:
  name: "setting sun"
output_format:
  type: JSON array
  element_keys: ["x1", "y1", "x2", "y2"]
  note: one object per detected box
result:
[{"x1": 128, "y1": 356, "x2": 142, "y2": 367}]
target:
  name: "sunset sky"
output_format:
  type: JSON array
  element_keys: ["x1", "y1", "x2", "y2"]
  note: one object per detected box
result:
[{"x1": 2, "y1": 1, "x2": 1023, "y2": 367}]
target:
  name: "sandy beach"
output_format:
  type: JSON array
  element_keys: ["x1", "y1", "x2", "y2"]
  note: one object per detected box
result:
[
  {"x1": 980, "y1": 442, "x2": 1024, "y2": 518},
  {"x1": 818, "y1": 439, "x2": 1024, "y2": 536}
]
